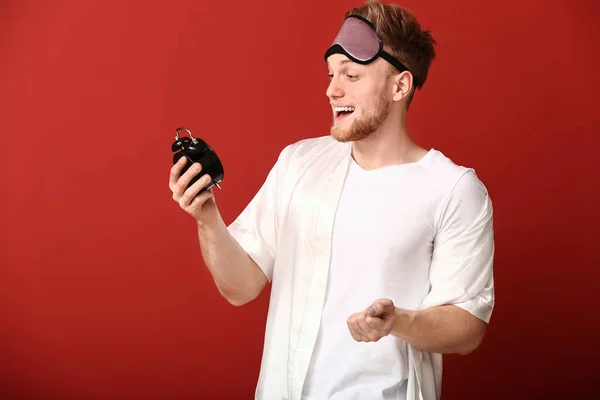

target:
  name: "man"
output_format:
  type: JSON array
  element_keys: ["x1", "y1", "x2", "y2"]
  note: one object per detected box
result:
[{"x1": 169, "y1": 1, "x2": 495, "y2": 399}]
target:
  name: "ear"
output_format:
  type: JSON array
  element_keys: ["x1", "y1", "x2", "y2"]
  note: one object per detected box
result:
[{"x1": 392, "y1": 71, "x2": 413, "y2": 102}]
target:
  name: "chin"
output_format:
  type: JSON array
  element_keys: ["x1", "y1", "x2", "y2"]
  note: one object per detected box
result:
[
  {"x1": 330, "y1": 118, "x2": 377, "y2": 143},
  {"x1": 330, "y1": 126, "x2": 354, "y2": 142},
  {"x1": 330, "y1": 127, "x2": 350, "y2": 142}
]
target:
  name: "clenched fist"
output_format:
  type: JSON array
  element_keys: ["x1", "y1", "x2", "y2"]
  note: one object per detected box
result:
[{"x1": 347, "y1": 298, "x2": 396, "y2": 342}]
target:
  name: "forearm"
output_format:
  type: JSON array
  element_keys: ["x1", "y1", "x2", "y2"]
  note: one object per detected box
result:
[
  {"x1": 391, "y1": 305, "x2": 487, "y2": 354},
  {"x1": 196, "y1": 206, "x2": 268, "y2": 306}
]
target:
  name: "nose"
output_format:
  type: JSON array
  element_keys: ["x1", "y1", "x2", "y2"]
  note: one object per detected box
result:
[{"x1": 326, "y1": 76, "x2": 344, "y2": 100}]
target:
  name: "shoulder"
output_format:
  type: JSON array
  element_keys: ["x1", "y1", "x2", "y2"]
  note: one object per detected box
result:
[
  {"x1": 424, "y1": 149, "x2": 490, "y2": 198},
  {"x1": 424, "y1": 150, "x2": 493, "y2": 233}
]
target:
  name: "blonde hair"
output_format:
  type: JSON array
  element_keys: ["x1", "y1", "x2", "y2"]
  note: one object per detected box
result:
[{"x1": 345, "y1": 0, "x2": 436, "y2": 102}]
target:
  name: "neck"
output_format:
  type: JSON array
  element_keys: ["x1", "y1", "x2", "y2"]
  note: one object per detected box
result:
[{"x1": 351, "y1": 108, "x2": 428, "y2": 171}]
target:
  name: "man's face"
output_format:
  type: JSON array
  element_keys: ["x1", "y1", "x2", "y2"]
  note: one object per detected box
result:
[{"x1": 326, "y1": 53, "x2": 393, "y2": 143}]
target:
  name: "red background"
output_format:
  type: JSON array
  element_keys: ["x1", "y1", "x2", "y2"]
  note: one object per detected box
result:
[{"x1": 1, "y1": 0, "x2": 599, "y2": 398}]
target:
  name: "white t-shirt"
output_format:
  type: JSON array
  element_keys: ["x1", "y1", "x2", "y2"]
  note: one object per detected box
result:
[{"x1": 227, "y1": 136, "x2": 495, "y2": 400}]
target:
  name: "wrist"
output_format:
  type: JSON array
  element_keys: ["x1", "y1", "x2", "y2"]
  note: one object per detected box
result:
[
  {"x1": 195, "y1": 199, "x2": 220, "y2": 229},
  {"x1": 196, "y1": 213, "x2": 220, "y2": 232},
  {"x1": 391, "y1": 307, "x2": 417, "y2": 339}
]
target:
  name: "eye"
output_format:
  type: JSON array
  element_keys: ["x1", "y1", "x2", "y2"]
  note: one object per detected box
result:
[
  {"x1": 328, "y1": 74, "x2": 334, "y2": 79},
  {"x1": 346, "y1": 74, "x2": 358, "y2": 80}
]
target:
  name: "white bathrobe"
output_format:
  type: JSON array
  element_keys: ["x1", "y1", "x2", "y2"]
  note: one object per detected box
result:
[{"x1": 228, "y1": 135, "x2": 495, "y2": 400}]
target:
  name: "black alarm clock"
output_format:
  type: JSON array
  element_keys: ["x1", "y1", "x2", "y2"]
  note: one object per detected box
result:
[{"x1": 171, "y1": 127, "x2": 224, "y2": 193}]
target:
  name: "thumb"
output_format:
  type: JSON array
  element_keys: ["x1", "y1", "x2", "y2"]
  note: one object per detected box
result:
[
  {"x1": 366, "y1": 299, "x2": 393, "y2": 317},
  {"x1": 367, "y1": 302, "x2": 383, "y2": 317}
]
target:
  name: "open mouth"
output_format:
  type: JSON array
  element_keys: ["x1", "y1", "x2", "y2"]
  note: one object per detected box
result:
[{"x1": 334, "y1": 106, "x2": 355, "y2": 120}]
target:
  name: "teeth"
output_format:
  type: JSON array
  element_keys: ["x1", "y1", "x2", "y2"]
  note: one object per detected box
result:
[{"x1": 334, "y1": 106, "x2": 355, "y2": 112}]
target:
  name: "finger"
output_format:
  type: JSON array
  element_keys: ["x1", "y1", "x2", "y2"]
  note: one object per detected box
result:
[
  {"x1": 173, "y1": 163, "x2": 203, "y2": 197},
  {"x1": 185, "y1": 187, "x2": 213, "y2": 210},
  {"x1": 347, "y1": 314, "x2": 365, "y2": 342},
  {"x1": 367, "y1": 298, "x2": 394, "y2": 317},
  {"x1": 348, "y1": 326, "x2": 362, "y2": 342},
  {"x1": 367, "y1": 303, "x2": 381, "y2": 317},
  {"x1": 367, "y1": 300, "x2": 387, "y2": 317},
  {"x1": 356, "y1": 312, "x2": 379, "y2": 341},
  {"x1": 365, "y1": 315, "x2": 386, "y2": 331},
  {"x1": 169, "y1": 157, "x2": 189, "y2": 190},
  {"x1": 179, "y1": 174, "x2": 212, "y2": 208}
]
